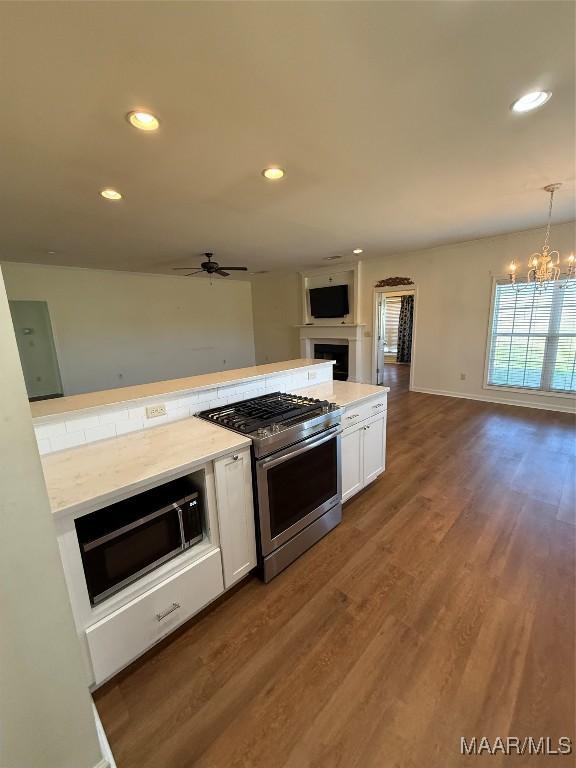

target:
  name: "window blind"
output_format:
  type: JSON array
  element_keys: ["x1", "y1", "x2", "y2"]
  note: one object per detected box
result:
[
  {"x1": 383, "y1": 297, "x2": 402, "y2": 353},
  {"x1": 487, "y1": 279, "x2": 576, "y2": 394}
]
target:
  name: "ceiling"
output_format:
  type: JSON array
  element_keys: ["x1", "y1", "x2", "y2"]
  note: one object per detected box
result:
[{"x1": 0, "y1": 1, "x2": 574, "y2": 276}]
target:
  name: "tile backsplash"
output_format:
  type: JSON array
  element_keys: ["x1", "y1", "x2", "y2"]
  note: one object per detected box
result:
[{"x1": 35, "y1": 363, "x2": 333, "y2": 455}]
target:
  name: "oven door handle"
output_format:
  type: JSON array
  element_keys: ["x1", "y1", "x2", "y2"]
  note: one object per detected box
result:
[{"x1": 258, "y1": 426, "x2": 340, "y2": 470}]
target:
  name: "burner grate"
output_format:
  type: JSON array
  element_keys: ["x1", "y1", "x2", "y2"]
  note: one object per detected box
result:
[{"x1": 200, "y1": 392, "x2": 326, "y2": 433}]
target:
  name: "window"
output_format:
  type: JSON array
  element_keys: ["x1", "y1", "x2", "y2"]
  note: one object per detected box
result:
[
  {"x1": 486, "y1": 279, "x2": 576, "y2": 394},
  {"x1": 383, "y1": 296, "x2": 402, "y2": 353}
]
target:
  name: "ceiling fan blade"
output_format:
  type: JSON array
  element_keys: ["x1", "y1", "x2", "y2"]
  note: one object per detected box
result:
[
  {"x1": 181, "y1": 270, "x2": 204, "y2": 276},
  {"x1": 216, "y1": 270, "x2": 230, "y2": 277},
  {"x1": 172, "y1": 266, "x2": 202, "y2": 270},
  {"x1": 218, "y1": 266, "x2": 248, "y2": 271}
]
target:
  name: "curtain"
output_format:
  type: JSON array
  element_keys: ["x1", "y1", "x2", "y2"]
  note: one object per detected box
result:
[{"x1": 396, "y1": 295, "x2": 414, "y2": 363}]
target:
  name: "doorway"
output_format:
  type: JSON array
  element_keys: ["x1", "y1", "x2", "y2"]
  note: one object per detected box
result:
[
  {"x1": 372, "y1": 289, "x2": 415, "y2": 391},
  {"x1": 8, "y1": 300, "x2": 63, "y2": 400}
]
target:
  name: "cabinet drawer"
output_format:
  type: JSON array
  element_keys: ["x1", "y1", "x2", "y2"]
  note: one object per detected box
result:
[
  {"x1": 86, "y1": 548, "x2": 223, "y2": 685},
  {"x1": 342, "y1": 395, "x2": 387, "y2": 429}
]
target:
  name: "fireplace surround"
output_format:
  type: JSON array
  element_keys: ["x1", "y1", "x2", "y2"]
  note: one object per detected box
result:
[{"x1": 299, "y1": 324, "x2": 364, "y2": 382}]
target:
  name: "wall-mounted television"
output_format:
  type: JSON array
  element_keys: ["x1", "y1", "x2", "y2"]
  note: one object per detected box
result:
[{"x1": 309, "y1": 285, "x2": 349, "y2": 318}]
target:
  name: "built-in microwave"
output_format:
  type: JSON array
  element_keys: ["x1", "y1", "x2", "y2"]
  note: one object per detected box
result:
[{"x1": 75, "y1": 476, "x2": 203, "y2": 605}]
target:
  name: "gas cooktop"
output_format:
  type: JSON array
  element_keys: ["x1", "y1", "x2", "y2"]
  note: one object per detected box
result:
[{"x1": 197, "y1": 392, "x2": 342, "y2": 457}]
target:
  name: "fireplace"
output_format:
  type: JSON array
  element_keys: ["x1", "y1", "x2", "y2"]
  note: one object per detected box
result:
[
  {"x1": 314, "y1": 343, "x2": 349, "y2": 381},
  {"x1": 300, "y1": 324, "x2": 363, "y2": 382}
]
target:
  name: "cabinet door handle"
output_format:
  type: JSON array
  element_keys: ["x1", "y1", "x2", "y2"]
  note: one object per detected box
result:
[
  {"x1": 364, "y1": 425, "x2": 370, "y2": 430},
  {"x1": 372, "y1": 403, "x2": 383, "y2": 409},
  {"x1": 156, "y1": 602, "x2": 181, "y2": 621},
  {"x1": 232, "y1": 454, "x2": 239, "y2": 461},
  {"x1": 346, "y1": 414, "x2": 360, "y2": 420}
]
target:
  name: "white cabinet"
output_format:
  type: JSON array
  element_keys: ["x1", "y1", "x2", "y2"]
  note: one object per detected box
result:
[
  {"x1": 86, "y1": 548, "x2": 223, "y2": 685},
  {"x1": 214, "y1": 448, "x2": 257, "y2": 588},
  {"x1": 341, "y1": 401, "x2": 387, "y2": 503},
  {"x1": 363, "y1": 415, "x2": 386, "y2": 485},
  {"x1": 60, "y1": 446, "x2": 257, "y2": 687},
  {"x1": 341, "y1": 422, "x2": 365, "y2": 502}
]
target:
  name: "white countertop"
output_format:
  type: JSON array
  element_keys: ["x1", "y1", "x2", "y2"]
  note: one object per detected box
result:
[
  {"x1": 42, "y1": 416, "x2": 250, "y2": 519},
  {"x1": 293, "y1": 380, "x2": 389, "y2": 407},
  {"x1": 41, "y1": 379, "x2": 388, "y2": 519},
  {"x1": 31, "y1": 358, "x2": 330, "y2": 419}
]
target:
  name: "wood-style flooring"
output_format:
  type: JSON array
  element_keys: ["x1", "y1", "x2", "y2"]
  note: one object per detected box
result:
[{"x1": 95, "y1": 366, "x2": 575, "y2": 767}]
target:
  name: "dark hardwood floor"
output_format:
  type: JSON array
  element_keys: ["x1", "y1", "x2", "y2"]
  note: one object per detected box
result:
[
  {"x1": 95, "y1": 369, "x2": 575, "y2": 767},
  {"x1": 379, "y1": 361, "x2": 411, "y2": 396}
]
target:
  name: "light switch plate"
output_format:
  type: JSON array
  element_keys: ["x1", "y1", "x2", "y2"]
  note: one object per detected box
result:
[{"x1": 146, "y1": 404, "x2": 167, "y2": 419}]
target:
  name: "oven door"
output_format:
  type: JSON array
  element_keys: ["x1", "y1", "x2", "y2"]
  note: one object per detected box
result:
[{"x1": 256, "y1": 427, "x2": 341, "y2": 556}]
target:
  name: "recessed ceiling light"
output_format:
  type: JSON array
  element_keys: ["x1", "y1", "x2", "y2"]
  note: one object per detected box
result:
[
  {"x1": 100, "y1": 188, "x2": 123, "y2": 200},
  {"x1": 127, "y1": 110, "x2": 160, "y2": 131},
  {"x1": 262, "y1": 167, "x2": 285, "y2": 180},
  {"x1": 353, "y1": 248, "x2": 363, "y2": 254},
  {"x1": 511, "y1": 91, "x2": 552, "y2": 113}
]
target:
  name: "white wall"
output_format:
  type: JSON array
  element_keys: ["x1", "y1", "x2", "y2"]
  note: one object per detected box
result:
[
  {"x1": 0, "y1": 267, "x2": 103, "y2": 768},
  {"x1": 250, "y1": 222, "x2": 576, "y2": 412},
  {"x1": 359, "y1": 221, "x2": 576, "y2": 411},
  {"x1": 2, "y1": 263, "x2": 256, "y2": 395},
  {"x1": 251, "y1": 272, "x2": 301, "y2": 364}
]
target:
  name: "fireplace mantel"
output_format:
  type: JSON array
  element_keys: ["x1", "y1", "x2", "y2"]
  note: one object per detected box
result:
[{"x1": 294, "y1": 324, "x2": 366, "y2": 328}]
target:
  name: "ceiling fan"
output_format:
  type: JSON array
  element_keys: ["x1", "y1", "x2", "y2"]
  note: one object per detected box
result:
[{"x1": 172, "y1": 253, "x2": 248, "y2": 277}]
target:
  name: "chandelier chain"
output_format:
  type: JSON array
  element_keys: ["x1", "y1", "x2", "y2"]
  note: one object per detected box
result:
[{"x1": 543, "y1": 186, "x2": 555, "y2": 252}]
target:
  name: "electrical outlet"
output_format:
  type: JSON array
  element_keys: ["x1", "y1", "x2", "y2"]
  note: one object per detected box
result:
[
  {"x1": 308, "y1": 371, "x2": 318, "y2": 381},
  {"x1": 460, "y1": 373, "x2": 467, "y2": 381},
  {"x1": 146, "y1": 404, "x2": 167, "y2": 419}
]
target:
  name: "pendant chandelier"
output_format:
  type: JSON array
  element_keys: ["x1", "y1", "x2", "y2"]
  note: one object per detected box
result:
[{"x1": 509, "y1": 183, "x2": 574, "y2": 287}]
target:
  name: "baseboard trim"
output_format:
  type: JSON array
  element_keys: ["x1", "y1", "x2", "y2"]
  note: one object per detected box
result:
[
  {"x1": 410, "y1": 386, "x2": 575, "y2": 413},
  {"x1": 93, "y1": 703, "x2": 116, "y2": 768}
]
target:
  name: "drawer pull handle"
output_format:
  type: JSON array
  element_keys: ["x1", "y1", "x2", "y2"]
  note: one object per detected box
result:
[
  {"x1": 156, "y1": 602, "x2": 181, "y2": 621},
  {"x1": 232, "y1": 454, "x2": 239, "y2": 461},
  {"x1": 346, "y1": 414, "x2": 360, "y2": 420},
  {"x1": 364, "y1": 425, "x2": 370, "y2": 430},
  {"x1": 372, "y1": 403, "x2": 383, "y2": 409}
]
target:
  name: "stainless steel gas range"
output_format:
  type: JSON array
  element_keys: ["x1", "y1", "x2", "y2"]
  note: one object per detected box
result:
[{"x1": 198, "y1": 392, "x2": 343, "y2": 581}]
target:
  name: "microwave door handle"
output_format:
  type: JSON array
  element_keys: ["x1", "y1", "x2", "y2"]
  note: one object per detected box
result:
[
  {"x1": 176, "y1": 505, "x2": 187, "y2": 549},
  {"x1": 258, "y1": 426, "x2": 340, "y2": 470}
]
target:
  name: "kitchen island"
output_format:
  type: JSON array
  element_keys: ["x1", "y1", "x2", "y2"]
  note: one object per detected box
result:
[{"x1": 41, "y1": 363, "x2": 389, "y2": 687}]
